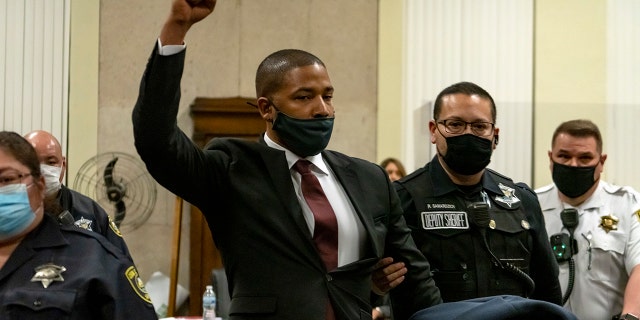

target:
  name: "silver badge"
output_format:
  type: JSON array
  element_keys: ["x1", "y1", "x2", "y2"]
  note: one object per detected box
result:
[
  {"x1": 31, "y1": 263, "x2": 66, "y2": 288},
  {"x1": 74, "y1": 217, "x2": 93, "y2": 231},
  {"x1": 494, "y1": 183, "x2": 520, "y2": 208}
]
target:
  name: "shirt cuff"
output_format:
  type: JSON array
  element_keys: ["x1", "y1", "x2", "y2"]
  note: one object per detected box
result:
[{"x1": 157, "y1": 38, "x2": 186, "y2": 56}]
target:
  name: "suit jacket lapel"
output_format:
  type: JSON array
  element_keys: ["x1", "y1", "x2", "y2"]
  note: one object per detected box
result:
[
  {"x1": 257, "y1": 136, "x2": 325, "y2": 269},
  {"x1": 322, "y1": 152, "x2": 378, "y2": 257}
]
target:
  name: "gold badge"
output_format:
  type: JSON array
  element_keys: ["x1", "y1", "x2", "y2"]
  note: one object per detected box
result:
[
  {"x1": 635, "y1": 209, "x2": 640, "y2": 222},
  {"x1": 31, "y1": 263, "x2": 66, "y2": 288},
  {"x1": 125, "y1": 266, "x2": 152, "y2": 303},
  {"x1": 600, "y1": 214, "x2": 619, "y2": 233},
  {"x1": 109, "y1": 216, "x2": 123, "y2": 237},
  {"x1": 74, "y1": 217, "x2": 93, "y2": 231}
]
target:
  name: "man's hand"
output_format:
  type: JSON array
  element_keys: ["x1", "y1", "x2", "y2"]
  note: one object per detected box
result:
[
  {"x1": 371, "y1": 257, "x2": 407, "y2": 295},
  {"x1": 160, "y1": 0, "x2": 217, "y2": 45}
]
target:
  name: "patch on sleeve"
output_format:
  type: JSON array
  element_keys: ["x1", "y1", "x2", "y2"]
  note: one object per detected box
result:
[
  {"x1": 125, "y1": 266, "x2": 152, "y2": 303},
  {"x1": 635, "y1": 209, "x2": 640, "y2": 222},
  {"x1": 109, "y1": 216, "x2": 123, "y2": 237},
  {"x1": 421, "y1": 211, "x2": 469, "y2": 230}
]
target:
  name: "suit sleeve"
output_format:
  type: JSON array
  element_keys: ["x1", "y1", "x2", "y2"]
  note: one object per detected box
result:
[
  {"x1": 131, "y1": 43, "x2": 229, "y2": 209},
  {"x1": 382, "y1": 173, "x2": 442, "y2": 319}
]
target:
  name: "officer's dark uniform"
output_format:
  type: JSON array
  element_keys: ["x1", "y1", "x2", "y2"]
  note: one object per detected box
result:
[
  {"x1": 0, "y1": 214, "x2": 157, "y2": 319},
  {"x1": 395, "y1": 157, "x2": 562, "y2": 305},
  {"x1": 57, "y1": 184, "x2": 132, "y2": 258}
]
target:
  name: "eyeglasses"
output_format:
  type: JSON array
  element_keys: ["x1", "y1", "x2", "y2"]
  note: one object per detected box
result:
[
  {"x1": 0, "y1": 172, "x2": 32, "y2": 187},
  {"x1": 436, "y1": 119, "x2": 495, "y2": 137}
]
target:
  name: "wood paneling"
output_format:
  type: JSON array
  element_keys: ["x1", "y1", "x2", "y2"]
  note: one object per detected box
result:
[{"x1": 188, "y1": 97, "x2": 263, "y2": 315}]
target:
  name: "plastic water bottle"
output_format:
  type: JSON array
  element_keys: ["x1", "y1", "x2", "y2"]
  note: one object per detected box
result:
[{"x1": 202, "y1": 285, "x2": 217, "y2": 320}]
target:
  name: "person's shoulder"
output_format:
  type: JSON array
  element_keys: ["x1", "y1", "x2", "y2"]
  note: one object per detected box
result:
[
  {"x1": 323, "y1": 150, "x2": 377, "y2": 167},
  {"x1": 534, "y1": 183, "x2": 556, "y2": 195},
  {"x1": 397, "y1": 165, "x2": 428, "y2": 184},
  {"x1": 485, "y1": 168, "x2": 538, "y2": 198},
  {"x1": 59, "y1": 224, "x2": 128, "y2": 259},
  {"x1": 601, "y1": 180, "x2": 639, "y2": 195},
  {"x1": 485, "y1": 168, "x2": 515, "y2": 183}
]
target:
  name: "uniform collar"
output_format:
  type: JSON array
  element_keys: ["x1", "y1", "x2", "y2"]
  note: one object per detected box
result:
[{"x1": 429, "y1": 156, "x2": 503, "y2": 197}]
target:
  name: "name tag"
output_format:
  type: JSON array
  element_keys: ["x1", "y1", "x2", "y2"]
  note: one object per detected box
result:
[{"x1": 421, "y1": 211, "x2": 469, "y2": 230}]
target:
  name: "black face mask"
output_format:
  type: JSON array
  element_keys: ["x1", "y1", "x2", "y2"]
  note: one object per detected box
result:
[
  {"x1": 271, "y1": 104, "x2": 334, "y2": 157},
  {"x1": 440, "y1": 134, "x2": 493, "y2": 175},
  {"x1": 552, "y1": 161, "x2": 598, "y2": 198}
]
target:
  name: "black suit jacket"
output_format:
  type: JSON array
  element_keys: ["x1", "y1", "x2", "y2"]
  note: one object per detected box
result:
[{"x1": 132, "y1": 44, "x2": 441, "y2": 320}]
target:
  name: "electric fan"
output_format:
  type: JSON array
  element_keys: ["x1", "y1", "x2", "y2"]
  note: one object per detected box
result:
[{"x1": 72, "y1": 152, "x2": 157, "y2": 231}]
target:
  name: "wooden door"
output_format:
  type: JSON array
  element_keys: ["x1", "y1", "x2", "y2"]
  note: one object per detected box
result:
[{"x1": 188, "y1": 97, "x2": 264, "y2": 315}]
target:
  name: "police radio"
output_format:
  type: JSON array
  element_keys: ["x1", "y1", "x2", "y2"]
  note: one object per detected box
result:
[
  {"x1": 549, "y1": 208, "x2": 579, "y2": 305},
  {"x1": 468, "y1": 202, "x2": 535, "y2": 297},
  {"x1": 57, "y1": 210, "x2": 75, "y2": 226}
]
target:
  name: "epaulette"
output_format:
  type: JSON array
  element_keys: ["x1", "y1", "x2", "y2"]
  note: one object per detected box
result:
[
  {"x1": 59, "y1": 224, "x2": 127, "y2": 259},
  {"x1": 486, "y1": 168, "x2": 515, "y2": 182},
  {"x1": 534, "y1": 184, "x2": 554, "y2": 194},
  {"x1": 514, "y1": 182, "x2": 537, "y2": 197},
  {"x1": 398, "y1": 166, "x2": 427, "y2": 184},
  {"x1": 603, "y1": 183, "x2": 627, "y2": 195}
]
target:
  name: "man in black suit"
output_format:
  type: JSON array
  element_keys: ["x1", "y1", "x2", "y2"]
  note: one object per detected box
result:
[{"x1": 132, "y1": 1, "x2": 441, "y2": 319}]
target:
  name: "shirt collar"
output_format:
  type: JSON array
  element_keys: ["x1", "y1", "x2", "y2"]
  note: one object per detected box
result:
[
  {"x1": 264, "y1": 133, "x2": 329, "y2": 175},
  {"x1": 430, "y1": 156, "x2": 503, "y2": 196}
]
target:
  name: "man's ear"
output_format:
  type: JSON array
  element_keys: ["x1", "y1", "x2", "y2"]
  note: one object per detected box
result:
[
  {"x1": 256, "y1": 97, "x2": 273, "y2": 122},
  {"x1": 60, "y1": 156, "x2": 67, "y2": 183},
  {"x1": 494, "y1": 135, "x2": 499, "y2": 146}
]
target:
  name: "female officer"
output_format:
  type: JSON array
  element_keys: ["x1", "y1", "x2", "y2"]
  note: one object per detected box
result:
[{"x1": 0, "y1": 131, "x2": 158, "y2": 319}]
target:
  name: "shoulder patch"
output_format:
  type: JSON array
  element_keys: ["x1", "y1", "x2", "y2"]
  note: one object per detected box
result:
[
  {"x1": 125, "y1": 266, "x2": 152, "y2": 304},
  {"x1": 109, "y1": 216, "x2": 123, "y2": 237},
  {"x1": 635, "y1": 209, "x2": 640, "y2": 223}
]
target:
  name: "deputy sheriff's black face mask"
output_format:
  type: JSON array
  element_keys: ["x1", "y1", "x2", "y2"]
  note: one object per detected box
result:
[
  {"x1": 271, "y1": 102, "x2": 334, "y2": 157},
  {"x1": 552, "y1": 161, "x2": 598, "y2": 198},
  {"x1": 440, "y1": 134, "x2": 493, "y2": 175}
]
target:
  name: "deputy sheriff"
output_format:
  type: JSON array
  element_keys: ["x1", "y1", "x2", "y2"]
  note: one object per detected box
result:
[
  {"x1": 23, "y1": 130, "x2": 133, "y2": 258},
  {"x1": 0, "y1": 131, "x2": 157, "y2": 319},
  {"x1": 536, "y1": 119, "x2": 640, "y2": 320},
  {"x1": 393, "y1": 82, "x2": 562, "y2": 305}
]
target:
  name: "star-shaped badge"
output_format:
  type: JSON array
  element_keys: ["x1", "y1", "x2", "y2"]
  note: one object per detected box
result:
[
  {"x1": 600, "y1": 214, "x2": 619, "y2": 233},
  {"x1": 31, "y1": 263, "x2": 66, "y2": 288},
  {"x1": 494, "y1": 183, "x2": 520, "y2": 208},
  {"x1": 74, "y1": 217, "x2": 93, "y2": 231}
]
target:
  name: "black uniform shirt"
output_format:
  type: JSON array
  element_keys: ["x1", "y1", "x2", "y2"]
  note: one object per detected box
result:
[
  {"x1": 395, "y1": 156, "x2": 562, "y2": 305},
  {"x1": 57, "y1": 184, "x2": 133, "y2": 258},
  {"x1": 0, "y1": 214, "x2": 157, "y2": 319}
]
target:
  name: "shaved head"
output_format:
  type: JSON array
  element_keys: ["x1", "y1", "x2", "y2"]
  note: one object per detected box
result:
[{"x1": 23, "y1": 130, "x2": 66, "y2": 182}]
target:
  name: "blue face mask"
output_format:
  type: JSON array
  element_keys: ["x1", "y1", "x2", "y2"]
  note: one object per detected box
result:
[{"x1": 0, "y1": 184, "x2": 36, "y2": 241}]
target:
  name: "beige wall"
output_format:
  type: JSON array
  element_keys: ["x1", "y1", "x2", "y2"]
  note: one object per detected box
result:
[
  {"x1": 67, "y1": 0, "x2": 99, "y2": 186},
  {"x1": 533, "y1": 0, "x2": 607, "y2": 188},
  {"x1": 377, "y1": 0, "x2": 404, "y2": 164}
]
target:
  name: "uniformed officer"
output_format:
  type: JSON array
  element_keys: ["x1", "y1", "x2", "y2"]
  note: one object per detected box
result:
[
  {"x1": 0, "y1": 131, "x2": 158, "y2": 319},
  {"x1": 24, "y1": 130, "x2": 133, "y2": 258},
  {"x1": 536, "y1": 119, "x2": 640, "y2": 320},
  {"x1": 393, "y1": 82, "x2": 562, "y2": 305}
]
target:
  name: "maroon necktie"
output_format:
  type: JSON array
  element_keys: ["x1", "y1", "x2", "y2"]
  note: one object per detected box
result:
[
  {"x1": 293, "y1": 160, "x2": 339, "y2": 270},
  {"x1": 293, "y1": 160, "x2": 337, "y2": 320}
]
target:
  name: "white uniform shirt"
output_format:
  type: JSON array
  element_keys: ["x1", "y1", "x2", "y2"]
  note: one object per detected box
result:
[{"x1": 536, "y1": 181, "x2": 640, "y2": 320}]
